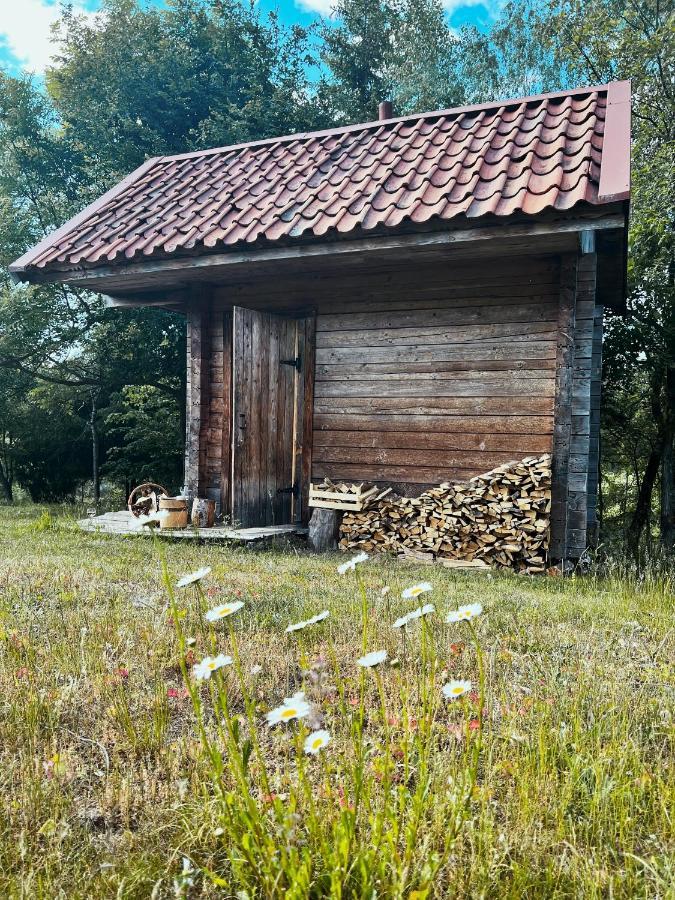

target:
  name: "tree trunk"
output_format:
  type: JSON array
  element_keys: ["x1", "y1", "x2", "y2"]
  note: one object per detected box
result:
[
  {"x1": 90, "y1": 391, "x2": 100, "y2": 503},
  {"x1": 660, "y1": 366, "x2": 675, "y2": 549},
  {"x1": 0, "y1": 463, "x2": 12, "y2": 504},
  {"x1": 627, "y1": 446, "x2": 661, "y2": 556}
]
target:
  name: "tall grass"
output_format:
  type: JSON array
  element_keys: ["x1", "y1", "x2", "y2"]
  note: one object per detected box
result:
[{"x1": 0, "y1": 505, "x2": 672, "y2": 898}]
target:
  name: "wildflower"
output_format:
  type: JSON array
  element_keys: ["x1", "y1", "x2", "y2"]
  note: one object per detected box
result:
[
  {"x1": 337, "y1": 552, "x2": 368, "y2": 574},
  {"x1": 381, "y1": 586, "x2": 391, "y2": 597},
  {"x1": 446, "y1": 602, "x2": 483, "y2": 623},
  {"x1": 213, "y1": 827, "x2": 224, "y2": 837},
  {"x1": 357, "y1": 650, "x2": 387, "y2": 668},
  {"x1": 308, "y1": 610, "x2": 329, "y2": 624},
  {"x1": 250, "y1": 664, "x2": 263, "y2": 676},
  {"x1": 402, "y1": 582, "x2": 432, "y2": 599},
  {"x1": 205, "y1": 600, "x2": 244, "y2": 622},
  {"x1": 304, "y1": 729, "x2": 331, "y2": 755},
  {"x1": 185, "y1": 637, "x2": 196, "y2": 647},
  {"x1": 442, "y1": 679, "x2": 472, "y2": 700},
  {"x1": 193, "y1": 654, "x2": 233, "y2": 681},
  {"x1": 286, "y1": 610, "x2": 330, "y2": 632},
  {"x1": 266, "y1": 691, "x2": 311, "y2": 726},
  {"x1": 176, "y1": 567, "x2": 211, "y2": 588},
  {"x1": 393, "y1": 603, "x2": 435, "y2": 628}
]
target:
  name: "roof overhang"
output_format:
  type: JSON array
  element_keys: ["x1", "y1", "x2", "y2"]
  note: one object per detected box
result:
[{"x1": 14, "y1": 209, "x2": 627, "y2": 304}]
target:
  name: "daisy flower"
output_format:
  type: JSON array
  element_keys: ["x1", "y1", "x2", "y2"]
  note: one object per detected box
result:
[
  {"x1": 205, "y1": 600, "x2": 244, "y2": 622},
  {"x1": 266, "y1": 691, "x2": 311, "y2": 726},
  {"x1": 304, "y1": 729, "x2": 331, "y2": 755},
  {"x1": 357, "y1": 650, "x2": 387, "y2": 668},
  {"x1": 193, "y1": 654, "x2": 233, "y2": 681},
  {"x1": 446, "y1": 602, "x2": 483, "y2": 623},
  {"x1": 285, "y1": 610, "x2": 330, "y2": 633},
  {"x1": 442, "y1": 679, "x2": 472, "y2": 700},
  {"x1": 307, "y1": 610, "x2": 329, "y2": 624},
  {"x1": 402, "y1": 582, "x2": 432, "y2": 599},
  {"x1": 393, "y1": 603, "x2": 435, "y2": 629},
  {"x1": 176, "y1": 567, "x2": 212, "y2": 588},
  {"x1": 337, "y1": 552, "x2": 369, "y2": 575}
]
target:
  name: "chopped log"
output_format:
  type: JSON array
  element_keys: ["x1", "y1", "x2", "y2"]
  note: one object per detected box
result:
[{"x1": 308, "y1": 507, "x2": 342, "y2": 551}]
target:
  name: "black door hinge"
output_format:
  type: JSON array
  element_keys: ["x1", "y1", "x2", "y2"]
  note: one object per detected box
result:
[
  {"x1": 281, "y1": 356, "x2": 302, "y2": 372},
  {"x1": 277, "y1": 483, "x2": 299, "y2": 497}
]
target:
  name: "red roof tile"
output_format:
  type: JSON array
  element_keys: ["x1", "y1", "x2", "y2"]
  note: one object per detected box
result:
[{"x1": 11, "y1": 81, "x2": 630, "y2": 277}]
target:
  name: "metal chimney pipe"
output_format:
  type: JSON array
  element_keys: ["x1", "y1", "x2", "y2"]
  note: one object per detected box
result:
[{"x1": 378, "y1": 100, "x2": 393, "y2": 121}]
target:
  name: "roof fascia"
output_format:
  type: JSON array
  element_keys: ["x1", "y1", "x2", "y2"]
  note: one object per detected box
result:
[{"x1": 598, "y1": 80, "x2": 631, "y2": 202}]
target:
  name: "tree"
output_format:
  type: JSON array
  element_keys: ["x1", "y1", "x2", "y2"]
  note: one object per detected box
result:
[
  {"x1": 320, "y1": 0, "x2": 464, "y2": 122},
  {"x1": 476, "y1": 0, "x2": 674, "y2": 553}
]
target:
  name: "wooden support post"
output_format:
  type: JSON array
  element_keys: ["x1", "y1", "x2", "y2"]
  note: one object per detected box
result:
[
  {"x1": 550, "y1": 255, "x2": 577, "y2": 561},
  {"x1": 184, "y1": 291, "x2": 210, "y2": 500}
]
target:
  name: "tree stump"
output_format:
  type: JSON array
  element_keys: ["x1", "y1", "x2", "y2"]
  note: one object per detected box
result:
[{"x1": 308, "y1": 507, "x2": 341, "y2": 552}]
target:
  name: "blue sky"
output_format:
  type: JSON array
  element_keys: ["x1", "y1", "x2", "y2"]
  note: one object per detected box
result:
[{"x1": 0, "y1": 0, "x2": 499, "y2": 76}]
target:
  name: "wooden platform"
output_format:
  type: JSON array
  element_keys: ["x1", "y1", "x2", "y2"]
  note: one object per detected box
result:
[{"x1": 77, "y1": 510, "x2": 307, "y2": 542}]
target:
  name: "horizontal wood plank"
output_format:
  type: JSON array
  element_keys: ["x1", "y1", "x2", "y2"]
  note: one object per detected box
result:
[
  {"x1": 314, "y1": 413, "x2": 553, "y2": 434},
  {"x1": 313, "y1": 429, "x2": 553, "y2": 452},
  {"x1": 314, "y1": 396, "x2": 554, "y2": 415}
]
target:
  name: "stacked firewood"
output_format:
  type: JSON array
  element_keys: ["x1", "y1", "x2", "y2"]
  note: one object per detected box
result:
[{"x1": 338, "y1": 454, "x2": 552, "y2": 574}]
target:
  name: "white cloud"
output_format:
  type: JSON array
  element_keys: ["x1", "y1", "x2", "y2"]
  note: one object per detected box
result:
[
  {"x1": 295, "y1": 0, "x2": 334, "y2": 15},
  {"x1": 0, "y1": 0, "x2": 94, "y2": 73},
  {"x1": 441, "y1": 0, "x2": 504, "y2": 16}
]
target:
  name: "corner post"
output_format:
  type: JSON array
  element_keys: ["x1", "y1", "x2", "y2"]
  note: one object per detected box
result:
[
  {"x1": 550, "y1": 255, "x2": 577, "y2": 561},
  {"x1": 184, "y1": 288, "x2": 210, "y2": 499}
]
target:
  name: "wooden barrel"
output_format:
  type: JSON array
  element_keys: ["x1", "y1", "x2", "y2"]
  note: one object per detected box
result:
[
  {"x1": 191, "y1": 498, "x2": 216, "y2": 528},
  {"x1": 158, "y1": 496, "x2": 188, "y2": 530}
]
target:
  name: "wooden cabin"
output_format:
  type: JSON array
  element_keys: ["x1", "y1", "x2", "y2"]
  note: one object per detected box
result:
[{"x1": 10, "y1": 82, "x2": 631, "y2": 560}]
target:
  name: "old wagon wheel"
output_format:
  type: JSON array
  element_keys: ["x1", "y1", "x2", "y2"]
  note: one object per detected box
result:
[{"x1": 127, "y1": 482, "x2": 168, "y2": 518}]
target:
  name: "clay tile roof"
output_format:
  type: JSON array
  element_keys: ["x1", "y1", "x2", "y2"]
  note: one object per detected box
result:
[{"x1": 10, "y1": 80, "x2": 630, "y2": 278}]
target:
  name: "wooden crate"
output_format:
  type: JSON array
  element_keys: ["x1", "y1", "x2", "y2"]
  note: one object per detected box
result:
[{"x1": 309, "y1": 482, "x2": 379, "y2": 512}]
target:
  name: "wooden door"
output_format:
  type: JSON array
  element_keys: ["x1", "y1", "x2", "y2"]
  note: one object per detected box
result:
[{"x1": 231, "y1": 307, "x2": 312, "y2": 527}]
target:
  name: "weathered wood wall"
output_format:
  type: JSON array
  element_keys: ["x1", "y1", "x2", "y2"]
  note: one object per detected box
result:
[
  {"x1": 310, "y1": 257, "x2": 559, "y2": 494},
  {"x1": 188, "y1": 250, "x2": 598, "y2": 556}
]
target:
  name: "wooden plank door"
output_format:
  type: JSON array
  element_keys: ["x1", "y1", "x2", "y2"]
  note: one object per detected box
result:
[{"x1": 231, "y1": 307, "x2": 311, "y2": 527}]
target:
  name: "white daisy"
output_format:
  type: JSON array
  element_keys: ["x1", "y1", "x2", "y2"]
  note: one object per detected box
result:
[
  {"x1": 193, "y1": 654, "x2": 233, "y2": 681},
  {"x1": 176, "y1": 567, "x2": 212, "y2": 588},
  {"x1": 308, "y1": 610, "x2": 330, "y2": 624},
  {"x1": 337, "y1": 552, "x2": 369, "y2": 575},
  {"x1": 205, "y1": 600, "x2": 244, "y2": 622},
  {"x1": 442, "y1": 679, "x2": 472, "y2": 700},
  {"x1": 285, "y1": 610, "x2": 329, "y2": 633},
  {"x1": 393, "y1": 603, "x2": 435, "y2": 628},
  {"x1": 304, "y1": 729, "x2": 331, "y2": 755},
  {"x1": 409, "y1": 603, "x2": 435, "y2": 622},
  {"x1": 402, "y1": 582, "x2": 432, "y2": 599},
  {"x1": 446, "y1": 603, "x2": 483, "y2": 623},
  {"x1": 357, "y1": 650, "x2": 388, "y2": 668},
  {"x1": 266, "y1": 690, "x2": 311, "y2": 726}
]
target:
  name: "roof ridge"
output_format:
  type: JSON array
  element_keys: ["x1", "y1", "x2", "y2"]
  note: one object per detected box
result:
[{"x1": 159, "y1": 82, "x2": 617, "y2": 164}]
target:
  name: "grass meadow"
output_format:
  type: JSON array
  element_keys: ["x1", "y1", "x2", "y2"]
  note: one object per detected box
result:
[{"x1": 0, "y1": 505, "x2": 673, "y2": 899}]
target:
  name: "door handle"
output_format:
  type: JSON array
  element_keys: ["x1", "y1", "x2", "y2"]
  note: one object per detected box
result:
[{"x1": 239, "y1": 413, "x2": 247, "y2": 430}]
